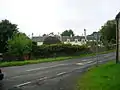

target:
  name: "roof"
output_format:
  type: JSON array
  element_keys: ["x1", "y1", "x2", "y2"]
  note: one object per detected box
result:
[
  {"x1": 115, "y1": 12, "x2": 120, "y2": 20},
  {"x1": 32, "y1": 36, "x2": 60, "y2": 42},
  {"x1": 32, "y1": 36, "x2": 45, "y2": 42},
  {"x1": 87, "y1": 36, "x2": 96, "y2": 40}
]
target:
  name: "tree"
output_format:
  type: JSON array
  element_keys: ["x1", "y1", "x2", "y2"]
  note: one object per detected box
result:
[
  {"x1": 0, "y1": 19, "x2": 18, "y2": 53},
  {"x1": 43, "y1": 34, "x2": 47, "y2": 36},
  {"x1": 43, "y1": 36, "x2": 61, "y2": 45},
  {"x1": 61, "y1": 29, "x2": 74, "y2": 36},
  {"x1": 49, "y1": 32, "x2": 54, "y2": 36},
  {"x1": 7, "y1": 33, "x2": 32, "y2": 60},
  {"x1": 100, "y1": 20, "x2": 116, "y2": 45}
]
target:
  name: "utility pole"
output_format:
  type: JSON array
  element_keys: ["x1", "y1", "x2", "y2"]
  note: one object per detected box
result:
[
  {"x1": 93, "y1": 33, "x2": 99, "y2": 66},
  {"x1": 95, "y1": 33, "x2": 98, "y2": 66},
  {"x1": 115, "y1": 12, "x2": 120, "y2": 64}
]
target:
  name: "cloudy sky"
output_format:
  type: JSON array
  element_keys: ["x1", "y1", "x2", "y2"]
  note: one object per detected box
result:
[{"x1": 0, "y1": 0, "x2": 120, "y2": 36}]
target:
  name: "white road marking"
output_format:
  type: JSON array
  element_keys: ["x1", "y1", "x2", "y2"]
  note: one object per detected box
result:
[
  {"x1": 81, "y1": 59, "x2": 91, "y2": 61},
  {"x1": 39, "y1": 77, "x2": 48, "y2": 80},
  {"x1": 81, "y1": 59, "x2": 87, "y2": 61},
  {"x1": 57, "y1": 72, "x2": 66, "y2": 76},
  {"x1": 104, "y1": 55, "x2": 111, "y2": 58},
  {"x1": 26, "y1": 64, "x2": 66, "y2": 72},
  {"x1": 9, "y1": 75, "x2": 22, "y2": 79},
  {"x1": 85, "y1": 61, "x2": 94, "y2": 64},
  {"x1": 16, "y1": 82, "x2": 31, "y2": 87},
  {"x1": 76, "y1": 63, "x2": 84, "y2": 65},
  {"x1": 26, "y1": 68, "x2": 43, "y2": 71}
]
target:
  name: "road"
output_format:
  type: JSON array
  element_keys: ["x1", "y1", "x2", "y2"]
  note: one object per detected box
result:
[{"x1": 0, "y1": 52, "x2": 115, "y2": 90}]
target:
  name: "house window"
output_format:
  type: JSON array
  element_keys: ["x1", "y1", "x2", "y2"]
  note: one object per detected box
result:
[
  {"x1": 75, "y1": 39, "x2": 78, "y2": 43},
  {"x1": 67, "y1": 39, "x2": 70, "y2": 42},
  {"x1": 81, "y1": 39, "x2": 85, "y2": 43}
]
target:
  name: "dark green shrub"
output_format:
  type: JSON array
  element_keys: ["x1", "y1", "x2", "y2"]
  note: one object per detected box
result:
[{"x1": 32, "y1": 44, "x2": 88, "y2": 58}]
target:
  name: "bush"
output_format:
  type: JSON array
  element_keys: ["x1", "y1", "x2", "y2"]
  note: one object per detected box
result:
[
  {"x1": 32, "y1": 44, "x2": 89, "y2": 58},
  {"x1": 7, "y1": 33, "x2": 32, "y2": 60}
]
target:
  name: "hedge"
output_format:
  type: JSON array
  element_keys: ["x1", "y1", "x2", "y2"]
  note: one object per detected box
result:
[{"x1": 32, "y1": 44, "x2": 90, "y2": 58}]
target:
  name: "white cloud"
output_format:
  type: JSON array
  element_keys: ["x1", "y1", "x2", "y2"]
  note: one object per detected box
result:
[{"x1": 0, "y1": 0, "x2": 120, "y2": 36}]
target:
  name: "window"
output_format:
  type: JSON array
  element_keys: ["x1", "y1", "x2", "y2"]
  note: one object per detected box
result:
[
  {"x1": 67, "y1": 39, "x2": 70, "y2": 42},
  {"x1": 75, "y1": 39, "x2": 78, "y2": 43},
  {"x1": 81, "y1": 39, "x2": 85, "y2": 43}
]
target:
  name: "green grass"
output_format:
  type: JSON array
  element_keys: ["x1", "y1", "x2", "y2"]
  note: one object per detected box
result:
[
  {"x1": 0, "y1": 56, "x2": 72, "y2": 67},
  {"x1": 0, "y1": 49, "x2": 115, "y2": 67},
  {"x1": 76, "y1": 61, "x2": 120, "y2": 90},
  {"x1": 78, "y1": 49, "x2": 115, "y2": 58},
  {"x1": 98, "y1": 49, "x2": 115, "y2": 54}
]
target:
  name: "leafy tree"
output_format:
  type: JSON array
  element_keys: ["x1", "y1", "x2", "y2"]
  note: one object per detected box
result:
[
  {"x1": 61, "y1": 29, "x2": 74, "y2": 36},
  {"x1": 100, "y1": 20, "x2": 116, "y2": 44},
  {"x1": 43, "y1": 34, "x2": 47, "y2": 36},
  {"x1": 49, "y1": 32, "x2": 54, "y2": 35},
  {"x1": 90, "y1": 32, "x2": 98, "y2": 36},
  {"x1": 0, "y1": 19, "x2": 18, "y2": 53},
  {"x1": 43, "y1": 36, "x2": 61, "y2": 45},
  {"x1": 7, "y1": 33, "x2": 32, "y2": 60}
]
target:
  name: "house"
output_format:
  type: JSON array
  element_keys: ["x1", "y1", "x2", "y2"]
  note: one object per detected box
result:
[
  {"x1": 32, "y1": 30, "x2": 101, "y2": 46},
  {"x1": 32, "y1": 35, "x2": 97, "y2": 46},
  {"x1": 60, "y1": 36, "x2": 86, "y2": 45}
]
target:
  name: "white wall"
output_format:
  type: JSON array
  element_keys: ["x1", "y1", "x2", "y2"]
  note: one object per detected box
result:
[
  {"x1": 64, "y1": 41, "x2": 86, "y2": 45},
  {"x1": 37, "y1": 41, "x2": 86, "y2": 46},
  {"x1": 37, "y1": 42, "x2": 43, "y2": 46}
]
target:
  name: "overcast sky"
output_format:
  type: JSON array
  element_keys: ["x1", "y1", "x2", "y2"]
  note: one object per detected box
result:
[{"x1": 0, "y1": 0, "x2": 120, "y2": 36}]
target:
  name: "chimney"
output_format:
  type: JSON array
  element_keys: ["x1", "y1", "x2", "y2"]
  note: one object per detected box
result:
[
  {"x1": 32, "y1": 33, "x2": 34, "y2": 38},
  {"x1": 84, "y1": 29, "x2": 87, "y2": 41}
]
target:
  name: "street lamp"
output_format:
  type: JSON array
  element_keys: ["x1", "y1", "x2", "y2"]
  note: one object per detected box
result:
[{"x1": 115, "y1": 12, "x2": 120, "y2": 64}]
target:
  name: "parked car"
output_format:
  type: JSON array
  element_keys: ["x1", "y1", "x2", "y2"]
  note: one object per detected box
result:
[{"x1": 0, "y1": 69, "x2": 4, "y2": 80}]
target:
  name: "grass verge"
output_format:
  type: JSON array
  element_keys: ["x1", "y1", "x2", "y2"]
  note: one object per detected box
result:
[
  {"x1": 79, "y1": 49, "x2": 115, "y2": 58},
  {"x1": 76, "y1": 61, "x2": 120, "y2": 90},
  {"x1": 0, "y1": 49, "x2": 115, "y2": 67},
  {"x1": 0, "y1": 56, "x2": 72, "y2": 67}
]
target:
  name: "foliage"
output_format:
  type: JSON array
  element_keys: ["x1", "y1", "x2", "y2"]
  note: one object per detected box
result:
[
  {"x1": 100, "y1": 20, "x2": 116, "y2": 45},
  {"x1": 90, "y1": 32, "x2": 98, "y2": 36},
  {"x1": 43, "y1": 36, "x2": 61, "y2": 45},
  {"x1": 42, "y1": 34, "x2": 47, "y2": 36},
  {"x1": 86, "y1": 41, "x2": 97, "y2": 52},
  {"x1": 76, "y1": 61, "x2": 120, "y2": 90},
  {"x1": 61, "y1": 29, "x2": 74, "y2": 36},
  {"x1": 0, "y1": 50, "x2": 115, "y2": 67},
  {"x1": 7, "y1": 33, "x2": 32, "y2": 60},
  {"x1": 0, "y1": 19, "x2": 18, "y2": 53},
  {"x1": 32, "y1": 44, "x2": 88, "y2": 58}
]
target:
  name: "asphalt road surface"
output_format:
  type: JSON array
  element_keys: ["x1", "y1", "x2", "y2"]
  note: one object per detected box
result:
[{"x1": 0, "y1": 52, "x2": 115, "y2": 90}]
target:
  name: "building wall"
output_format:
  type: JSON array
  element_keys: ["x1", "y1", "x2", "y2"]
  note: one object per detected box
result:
[
  {"x1": 36, "y1": 41, "x2": 86, "y2": 46},
  {"x1": 33, "y1": 36, "x2": 97, "y2": 46},
  {"x1": 64, "y1": 41, "x2": 86, "y2": 45},
  {"x1": 37, "y1": 42, "x2": 43, "y2": 46}
]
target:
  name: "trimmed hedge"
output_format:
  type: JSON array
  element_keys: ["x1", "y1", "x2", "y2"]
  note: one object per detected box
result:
[{"x1": 32, "y1": 44, "x2": 89, "y2": 58}]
